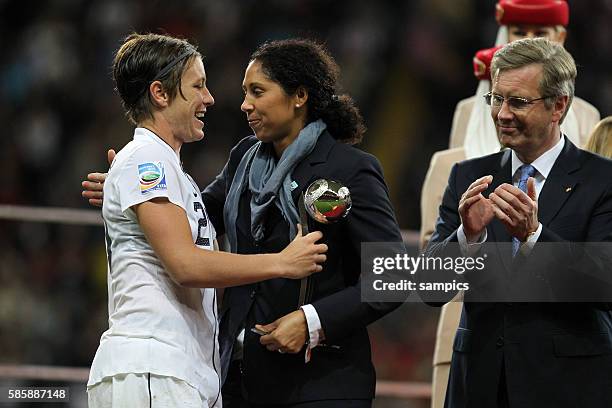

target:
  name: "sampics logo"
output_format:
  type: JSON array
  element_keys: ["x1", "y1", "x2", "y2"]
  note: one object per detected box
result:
[{"x1": 138, "y1": 162, "x2": 167, "y2": 194}]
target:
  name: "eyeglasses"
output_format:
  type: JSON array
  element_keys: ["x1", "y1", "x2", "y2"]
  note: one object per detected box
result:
[{"x1": 484, "y1": 92, "x2": 552, "y2": 111}]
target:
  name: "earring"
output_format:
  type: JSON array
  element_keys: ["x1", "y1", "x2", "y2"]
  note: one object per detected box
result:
[{"x1": 295, "y1": 104, "x2": 300, "y2": 108}]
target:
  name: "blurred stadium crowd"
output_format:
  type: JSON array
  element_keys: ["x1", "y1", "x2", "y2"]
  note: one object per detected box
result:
[{"x1": 0, "y1": 0, "x2": 610, "y2": 403}]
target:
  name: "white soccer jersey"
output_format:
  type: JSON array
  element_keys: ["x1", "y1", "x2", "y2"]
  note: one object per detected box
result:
[{"x1": 88, "y1": 127, "x2": 221, "y2": 407}]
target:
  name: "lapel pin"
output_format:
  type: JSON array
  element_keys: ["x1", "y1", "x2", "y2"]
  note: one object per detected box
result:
[
  {"x1": 565, "y1": 187, "x2": 572, "y2": 193},
  {"x1": 290, "y1": 180, "x2": 298, "y2": 191}
]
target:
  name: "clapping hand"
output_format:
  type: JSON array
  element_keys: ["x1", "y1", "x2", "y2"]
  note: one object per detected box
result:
[
  {"x1": 459, "y1": 175, "x2": 495, "y2": 242},
  {"x1": 489, "y1": 177, "x2": 539, "y2": 241}
]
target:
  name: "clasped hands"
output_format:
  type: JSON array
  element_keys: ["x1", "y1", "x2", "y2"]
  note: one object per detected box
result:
[
  {"x1": 255, "y1": 309, "x2": 309, "y2": 354},
  {"x1": 459, "y1": 175, "x2": 539, "y2": 243}
]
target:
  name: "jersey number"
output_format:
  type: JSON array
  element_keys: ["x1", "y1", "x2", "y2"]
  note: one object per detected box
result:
[{"x1": 193, "y1": 202, "x2": 210, "y2": 247}]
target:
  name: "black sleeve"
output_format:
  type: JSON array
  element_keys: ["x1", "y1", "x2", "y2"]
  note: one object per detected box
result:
[
  {"x1": 311, "y1": 153, "x2": 403, "y2": 343},
  {"x1": 418, "y1": 163, "x2": 465, "y2": 305},
  {"x1": 428, "y1": 163, "x2": 462, "y2": 248}
]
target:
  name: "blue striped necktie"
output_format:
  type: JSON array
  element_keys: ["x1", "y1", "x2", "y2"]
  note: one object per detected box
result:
[{"x1": 512, "y1": 164, "x2": 537, "y2": 256}]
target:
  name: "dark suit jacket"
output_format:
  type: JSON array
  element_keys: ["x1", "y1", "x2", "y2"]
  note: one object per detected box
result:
[
  {"x1": 202, "y1": 131, "x2": 403, "y2": 404},
  {"x1": 427, "y1": 138, "x2": 612, "y2": 408}
]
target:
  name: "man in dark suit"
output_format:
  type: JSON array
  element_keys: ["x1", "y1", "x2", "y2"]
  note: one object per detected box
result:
[{"x1": 427, "y1": 37, "x2": 612, "y2": 408}]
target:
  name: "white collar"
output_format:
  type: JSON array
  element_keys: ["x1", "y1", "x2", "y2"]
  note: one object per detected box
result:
[
  {"x1": 511, "y1": 134, "x2": 565, "y2": 179},
  {"x1": 134, "y1": 127, "x2": 181, "y2": 162}
]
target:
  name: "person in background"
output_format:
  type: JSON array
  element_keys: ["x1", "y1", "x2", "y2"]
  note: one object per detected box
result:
[
  {"x1": 585, "y1": 116, "x2": 612, "y2": 159},
  {"x1": 449, "y1": 0, "x2": 599, "y2": 152},
  {"x1": 86, "y1": 33, "x2": 327, "y2": 408}
]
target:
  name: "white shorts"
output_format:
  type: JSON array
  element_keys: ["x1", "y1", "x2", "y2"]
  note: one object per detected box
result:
[{"x1": 87, "y1": 373, "x2": 207, "y2": 408}]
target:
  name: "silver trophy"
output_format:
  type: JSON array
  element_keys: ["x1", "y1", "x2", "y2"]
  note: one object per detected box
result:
[
  {"x1": 297, "y1": 179, "x2": 351, "y2": 307},
  {"x1": 303, "y1": 179, "x2": 352, "y2": 224}
]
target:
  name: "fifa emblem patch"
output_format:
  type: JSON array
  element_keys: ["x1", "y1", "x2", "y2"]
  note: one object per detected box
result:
[{"x1": 138, "y1": 162, "x2": 167, "y2": 194}]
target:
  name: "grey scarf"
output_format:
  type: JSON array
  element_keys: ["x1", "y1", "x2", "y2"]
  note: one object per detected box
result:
[{"x1": 223, "y1": 120, "x2": 327, "y2": 253}]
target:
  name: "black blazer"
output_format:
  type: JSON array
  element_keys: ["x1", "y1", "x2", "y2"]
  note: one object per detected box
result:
[
  {"x1": 203, "y1": 131, "x2": 403, "y2": 404},
  {"x1": 427, "y1": 138, "x2": 612, "y2": 408}
]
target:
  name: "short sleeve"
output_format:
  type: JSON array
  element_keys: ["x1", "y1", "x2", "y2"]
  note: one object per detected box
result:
[{"x1": 115, "y1": 146, "x2": 185, "y2": 213}]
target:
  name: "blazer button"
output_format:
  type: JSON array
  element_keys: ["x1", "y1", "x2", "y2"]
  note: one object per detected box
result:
[
  {"x1": 250, "y1": 290, "x2": 256, "y2": 299},
  {"x1": 496, "y1": 336, "x2": 504, "y2": 348}
]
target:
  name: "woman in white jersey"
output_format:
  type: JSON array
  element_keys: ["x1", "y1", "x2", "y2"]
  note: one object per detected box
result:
[{"x1": 86, "y1": 33, "x2": 327, "y2": 408}]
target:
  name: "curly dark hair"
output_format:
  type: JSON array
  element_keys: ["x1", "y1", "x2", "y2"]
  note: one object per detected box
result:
[
  {"x1": 250, "y1": 38, "x2": 366, "y2": 145},
  {"x1": 112, "y1": 33, "x2": 200, "y2": 124}
]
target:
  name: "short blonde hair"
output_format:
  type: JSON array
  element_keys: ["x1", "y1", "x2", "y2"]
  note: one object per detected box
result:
[{"x1": 585, "y1": 117, "x2": 612, "y2": 159}]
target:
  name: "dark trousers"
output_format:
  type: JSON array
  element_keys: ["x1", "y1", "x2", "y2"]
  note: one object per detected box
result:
[
  {"x1": 223, "y1": 360, "x2": 372, "y2": 408},
  {"x1": 496, "y1": 363, "x2": 509, "y2": 408}
]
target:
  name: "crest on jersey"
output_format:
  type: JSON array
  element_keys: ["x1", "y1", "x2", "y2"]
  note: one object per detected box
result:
[{"x1": 138, "y1": 162, "x2": 167, "y2": 194}]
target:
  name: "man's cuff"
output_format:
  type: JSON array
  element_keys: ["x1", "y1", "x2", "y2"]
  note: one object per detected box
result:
[
  {"x1": 300, "y1": 304, "x2": 323, "y2": 348},
  {"x1": 458, "y1": 224, "x2": 487, "y2": 256},
  {"x1": 520, "y1": 223, "x2": 542, "y2": 256}
]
